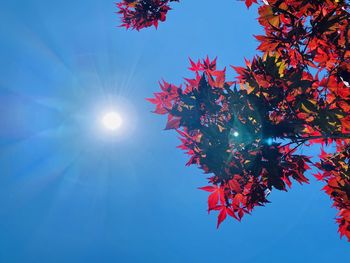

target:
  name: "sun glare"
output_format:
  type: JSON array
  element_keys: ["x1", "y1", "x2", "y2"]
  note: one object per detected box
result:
[{"x1": 101, "y1": 111, "x2": 123, "y2": 131}]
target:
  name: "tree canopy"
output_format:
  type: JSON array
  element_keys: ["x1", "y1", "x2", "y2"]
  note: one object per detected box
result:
[{"x1": 117, "y1": 0, "x2": 350, "y2": 241}]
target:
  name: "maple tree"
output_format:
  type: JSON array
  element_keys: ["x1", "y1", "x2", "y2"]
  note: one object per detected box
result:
[{"x1": 117, "y1": 0, "x2": 350, "y2": 241}]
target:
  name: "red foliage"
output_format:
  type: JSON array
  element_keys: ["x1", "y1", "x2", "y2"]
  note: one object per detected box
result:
[
  {"x1": 244, "y1": 0, "x2": 258, "y2": 8},
  {"x1": 116, "y1": 0, "x2": 179, "y2": 30},
  {"x1": 148, "y1": 57, "x2": 314, "y2": 224},
  {"x1": 124, "y1": 0, "x2": 350, "y2": 241},
  {"x1": 316, "y1": 143, "x2": 350, "y2": 241}
]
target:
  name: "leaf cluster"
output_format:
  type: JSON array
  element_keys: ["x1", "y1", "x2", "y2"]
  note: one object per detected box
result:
[{"x1": 126, "y1": 0, "x2": 350, "y2": 239}]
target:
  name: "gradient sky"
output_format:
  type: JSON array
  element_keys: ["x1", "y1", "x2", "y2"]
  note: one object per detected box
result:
[{"x1": 0, "y1": 0, "x2": 349, "y2": 262}]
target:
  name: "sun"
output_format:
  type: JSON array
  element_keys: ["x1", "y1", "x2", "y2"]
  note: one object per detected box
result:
[{"x1": 101, "y1": 111, "x2": 123, "y2": 131}]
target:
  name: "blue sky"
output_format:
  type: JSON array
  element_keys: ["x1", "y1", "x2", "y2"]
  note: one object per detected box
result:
[{"x1": 0, "y1": 0, "x2": 349, "y2": 262}]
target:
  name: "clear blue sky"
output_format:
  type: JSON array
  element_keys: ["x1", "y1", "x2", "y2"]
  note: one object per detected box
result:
[{"x1": 0, "y1": 0, "x2": 349, "y2": 262}]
